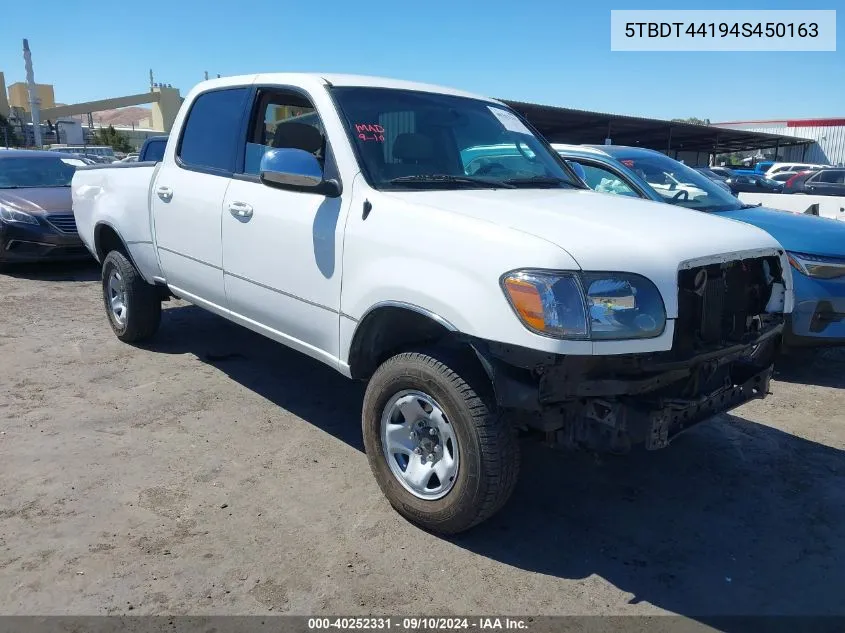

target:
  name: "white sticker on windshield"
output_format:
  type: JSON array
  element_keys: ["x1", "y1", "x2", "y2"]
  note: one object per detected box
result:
[{"x1": 488, "y1": 106, "x2": 532, "y2": 135}]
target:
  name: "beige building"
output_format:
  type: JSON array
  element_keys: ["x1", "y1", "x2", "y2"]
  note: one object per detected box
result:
[
  {"x1": 0, "y1": 72, "x2": 10, "y2": 117},
  {"x1": 0, "y1": 71, "x2": 181, "y2": 134},
  {"x1": 150, "y1": 85, "x2": 181, "y2": 132},
  {"x1": 7, "y1": 81, "x2": 55, "y2": 111}
]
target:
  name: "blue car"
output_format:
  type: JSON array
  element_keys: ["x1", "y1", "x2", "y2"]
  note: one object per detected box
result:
[{"x1": 552, "y1": 144, "x2": 845, "y2": 347}]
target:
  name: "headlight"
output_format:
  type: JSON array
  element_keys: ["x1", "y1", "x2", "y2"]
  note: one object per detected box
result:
[
  {"x1": 0, "y1": 205, "x2": 39, "y2": 226},
  {"x1": 501, "y1": 270, "x2": 666, "y2": 340},
  {"x1": 787, "y1": 252, "x2": 845, "y2": 280}
]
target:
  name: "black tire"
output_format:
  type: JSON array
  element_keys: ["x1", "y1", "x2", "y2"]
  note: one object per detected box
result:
[
  {"x1": 362, "y1": 348, "x2": 519, "y2": 534},
  {"x1": 101, "y1": 250, "x2": 161, "y2": 343}
]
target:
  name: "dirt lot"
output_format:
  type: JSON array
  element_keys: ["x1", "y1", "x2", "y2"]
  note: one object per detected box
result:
[{"x1": 1, "y1": 261, "x2": 844, "y2": 621}]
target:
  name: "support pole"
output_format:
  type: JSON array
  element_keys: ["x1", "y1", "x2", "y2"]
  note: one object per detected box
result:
[{"x1": 22, "y1": 39, "x2": 42, "y2": 148}]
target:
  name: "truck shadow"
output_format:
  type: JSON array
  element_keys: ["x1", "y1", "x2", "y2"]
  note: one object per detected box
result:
[
  {"x1": 0, "y1": 259, "x2": 99, "y2": 281},
  {"x1": 452, "y1": 419, "x2": 845, "y2": 625},
  {"x1": 149, "y1": 303, "x2": 366, "y2": 450},
  {"x1": 149, "y1": 304, "x2": 845, "y2": 625}
]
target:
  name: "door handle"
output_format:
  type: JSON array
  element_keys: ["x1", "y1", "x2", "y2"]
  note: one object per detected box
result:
[
  {"x1": 228, "y1": 201, "x2": 254, "y2": 220},
  {"x1": 156, "y1": 186, "x2": 173, "y2": 200}
]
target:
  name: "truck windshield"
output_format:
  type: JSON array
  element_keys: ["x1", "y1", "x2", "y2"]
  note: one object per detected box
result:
[
  {"x1": 614, "y1": 153, "x2": 743, "y2": 213},
  {"x1": 0, "y1": 157, "x2": 79, "y2": 188},
  {"x1": 331, "y1": 87, "x2": 580, "y2": 191}
]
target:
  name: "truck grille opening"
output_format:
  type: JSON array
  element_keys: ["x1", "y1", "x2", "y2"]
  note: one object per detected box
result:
[{"x1": 676, "y1": 255, "x2": 784, "y2": 354}]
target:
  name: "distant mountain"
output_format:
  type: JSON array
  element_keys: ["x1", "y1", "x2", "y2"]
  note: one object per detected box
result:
[{"x1": 66, "y1": 106, "x2": 152, "y2": 128}]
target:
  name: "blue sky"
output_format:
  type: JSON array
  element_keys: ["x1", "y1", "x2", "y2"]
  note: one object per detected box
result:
[{"x1": 0, "y1": 0, "x2": 841, "y2": 123}]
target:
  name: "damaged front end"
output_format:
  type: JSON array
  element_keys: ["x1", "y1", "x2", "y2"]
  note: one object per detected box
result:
[{"x1": 475, "y1": 255, "x2": 786, "y2": 453}]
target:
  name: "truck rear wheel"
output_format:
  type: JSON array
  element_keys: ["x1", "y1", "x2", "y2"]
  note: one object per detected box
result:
[
  {"x1": 101, "y1": 250, "x2": 161, "y2": 343},
  {"x1": 362, "y1": 349, "x2": 519, "y2": 534}
]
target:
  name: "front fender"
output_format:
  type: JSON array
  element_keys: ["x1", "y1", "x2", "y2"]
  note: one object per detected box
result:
[{"x1": 339, "y1": 255, "x2": 594, "y2": 366}]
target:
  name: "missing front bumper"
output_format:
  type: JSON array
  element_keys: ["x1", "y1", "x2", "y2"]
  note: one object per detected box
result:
[
  {"x1": 543, "y1": 363, "x2": 773, "y2": 453},
  {"x1": 643, "y1": 364, "x2": 772, "y2": 450},
  {"x1": 472, "y1": 326, "x2": 781, "y2": 453}
]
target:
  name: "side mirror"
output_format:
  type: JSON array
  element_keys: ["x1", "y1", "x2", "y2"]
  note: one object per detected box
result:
[{"x1": 259, "y1": 148, "x2": 342, "y2": 198}]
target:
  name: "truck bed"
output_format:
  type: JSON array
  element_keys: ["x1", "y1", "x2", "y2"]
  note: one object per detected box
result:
[{"x1": 72, "y1": 162, "x2": 163, "y2": 283}]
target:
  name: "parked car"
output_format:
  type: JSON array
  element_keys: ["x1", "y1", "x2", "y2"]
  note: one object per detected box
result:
[
  {"x1": 754, "y1": 160, "x2": 775, "y2": 174},
  {"x1": 708, "y1": 166, "x2": 737, "y2": 179},
  {"x1": 724, "y1": 173, "x2": 784, "y2": 194},
  {"x1": 73, "y1": 73, "x2": 791, "y2": 533},
  {"x1": 769, "y1": 170, "x2": 805, "y2": 183},
  {"x1": 0, "y1": 150, "x2": 91, "y2": 267},
  {"x1": 765, "y1": 162, "x2": 830, "y2": 178},
  {"x1": 693, "y1": 166, "x2": 734, "y2": 194},
  {"x1": 723, "y1": 162, "x2": 774, "y2": 176},
  {"x1": 555, "y1": 144, "x2": 845, "y2": 348},
  {"x1": 783, "y1": 168, "x2": 845, "y2": 197},
  {"x1": 137, "y1": 136, "x2": 168, "y2": 163},
  {"x1": 50, "y1": 145, "x2": 117, "y2": 164}
]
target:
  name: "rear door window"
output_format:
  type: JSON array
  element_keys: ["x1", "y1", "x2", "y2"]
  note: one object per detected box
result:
[{"x1": 178, "y1": 87, "x2": 250, "y2": 174}]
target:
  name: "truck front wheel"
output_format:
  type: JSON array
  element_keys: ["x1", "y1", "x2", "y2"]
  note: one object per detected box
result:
[
  {"x1": 101, "y1": 250, "x2": 161, "y2": 343},
  {"x1": 362, "y1": 349, "x2": 519, "y2": 534}
]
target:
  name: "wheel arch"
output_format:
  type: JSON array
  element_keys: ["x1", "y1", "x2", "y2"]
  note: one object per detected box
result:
[
  {"x1": 93, "y1": 222, "x2": 132, "y2": 264},
  {"x1": 347, "y1": 302, "x2": 482, "y2": 380},
  {"x1": 93, "y1": 222, "x2": 165, "y2": 291}
]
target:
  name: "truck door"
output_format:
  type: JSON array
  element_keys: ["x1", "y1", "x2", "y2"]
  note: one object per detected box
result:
[
  {"x1": 220, "y1": 88, "x2": 349, "y2": 367},
  {"x1": 151, "y1": 87, "x2": 251, "y2": 312}
]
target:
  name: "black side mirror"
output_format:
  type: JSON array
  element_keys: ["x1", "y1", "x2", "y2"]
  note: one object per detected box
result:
[{"x1": 259, "y1": 148, "x2": 342, "y2": 198}]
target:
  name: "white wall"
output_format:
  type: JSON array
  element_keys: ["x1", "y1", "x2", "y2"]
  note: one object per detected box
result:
[{"x1": 738, "y1": 192, "x2": 845, "y2": 222}]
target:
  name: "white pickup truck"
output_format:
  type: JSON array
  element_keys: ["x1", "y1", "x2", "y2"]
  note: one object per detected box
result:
[{"x1": 73, "y1": 73, "x2": 792, "y2": 533}]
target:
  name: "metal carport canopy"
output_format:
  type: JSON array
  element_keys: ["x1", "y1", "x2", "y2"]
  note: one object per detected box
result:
[{"x1": 502, "y1": 99, "x2": 813, "y2": 154}]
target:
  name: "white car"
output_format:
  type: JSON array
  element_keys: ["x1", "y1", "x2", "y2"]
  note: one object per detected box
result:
[
  {"x1": 765, "y1": 162, "x2": 829, "y2": 178},
  {"x1": 72, "y1": 73, "x2": 792, "y2": 533}
]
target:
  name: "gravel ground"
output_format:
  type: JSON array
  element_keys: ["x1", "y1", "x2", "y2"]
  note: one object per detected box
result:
[{"x1": 1, "y1": 261, "x2": 844, "y2": 622}]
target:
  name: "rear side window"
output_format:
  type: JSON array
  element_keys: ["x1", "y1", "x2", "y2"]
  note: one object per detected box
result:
[
  {"x1": 814, "y1": 170, "x2": 845, "y2": 184},
  {"x1": 178, "y1": 88, "x2": 250, "y2": 173}
]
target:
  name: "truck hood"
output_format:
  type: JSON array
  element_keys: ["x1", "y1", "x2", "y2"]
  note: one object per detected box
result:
[
  {"x1": 0, "y1": 187, "x2": 73, "y2": 216},
  {"x1": 385, "y1": 188, "x2": 784, "y2": 268},
  {"x1": 717, "y1": 206, "x2": 845, "y2": 258},
  {"x1": 384, "y1": 188, "x2": 787, "y2": 318}
]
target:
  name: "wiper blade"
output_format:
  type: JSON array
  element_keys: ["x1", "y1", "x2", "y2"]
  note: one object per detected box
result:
[
  {"x1": 387, "y1": 174, "x2": 515, "y2": 189},
  {"x1": 503, "y1": 176, "x2": 574, "y2": 188}
]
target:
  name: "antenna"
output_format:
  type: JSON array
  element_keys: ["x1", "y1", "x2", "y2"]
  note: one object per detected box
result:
[
  {"x1": 149, "y1": 69, "x2": 154, "y2": 89},
  {"x1": 204, "y1": 71, "x2": 209, "y2": 80}
]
